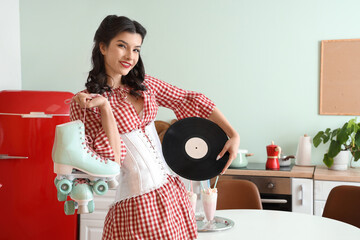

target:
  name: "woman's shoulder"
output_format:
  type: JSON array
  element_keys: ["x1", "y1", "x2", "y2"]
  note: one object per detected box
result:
[
  {"x1": 144, "y1": 74, "x2": 160, "y2": 83},
  {"x1": 144, "y1": 74, "x2": 166, "y2": 90}
]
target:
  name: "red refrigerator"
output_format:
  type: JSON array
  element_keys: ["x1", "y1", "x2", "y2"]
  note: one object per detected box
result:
[{"x1": 0, "y1": 90, "x2": 78, "y2": 240}]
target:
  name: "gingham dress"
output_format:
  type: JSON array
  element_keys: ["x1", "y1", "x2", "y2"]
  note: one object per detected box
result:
[{"x1": 70, "y1": 75, "x2": 215, "y2": 240}]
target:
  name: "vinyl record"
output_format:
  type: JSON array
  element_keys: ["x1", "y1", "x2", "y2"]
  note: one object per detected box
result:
[{"x1": 162, "y1": 117, "x2": 229, "y2": 180}]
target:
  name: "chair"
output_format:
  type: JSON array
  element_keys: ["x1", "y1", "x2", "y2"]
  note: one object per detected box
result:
[
  {"x1": 215, "y1": 179, "x2": 263, "y2": 210},
  {"x1": 154, "y1": 119, "x2": 177, "y2": 143},
  {"x1": 154, "y1": 120, "x2": 170, "y2": 143},
  {"x1": 322, "y1": 185, "x2": 360, "y2": 228}
]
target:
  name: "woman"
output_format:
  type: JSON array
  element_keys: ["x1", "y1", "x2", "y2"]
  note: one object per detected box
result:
[{"x1": 71, "y1": 15, "x2": 240, "y2": 240}]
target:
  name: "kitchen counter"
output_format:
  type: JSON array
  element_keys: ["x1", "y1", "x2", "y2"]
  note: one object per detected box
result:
[
  {"x1": 314, "y1": 165, "x2": 360, "y2": 182},
  {"x1": 225, "y1": 165, "x2": 315, "y2": 178}
]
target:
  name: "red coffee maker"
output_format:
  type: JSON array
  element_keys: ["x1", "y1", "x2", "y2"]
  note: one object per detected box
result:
[{"x1": 266, "y1": 141, "x2": 281, "y2": 170}]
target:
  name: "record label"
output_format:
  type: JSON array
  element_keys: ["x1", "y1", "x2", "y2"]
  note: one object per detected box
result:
[
  {"x1": 162, "y1": 117, "x2": 229, "y2": 180},
  {"x1": 184, "y1": 137, "x2": 209, "y2": 159}
]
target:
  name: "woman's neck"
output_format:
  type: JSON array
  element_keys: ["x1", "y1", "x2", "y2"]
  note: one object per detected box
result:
[{"x1": 107, "y1": 75, "x2": 123, "y2": 89}]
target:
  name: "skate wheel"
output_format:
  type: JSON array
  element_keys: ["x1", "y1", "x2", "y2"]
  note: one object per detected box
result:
[
  {"x1": 57, "y1": 179, "x2": 72, "y2": 195},
  {"x1": 64, "y1": 200, "x2": 75, "y2": 215},
  {"x1": 57, "y1": 191, "x2": 67, "y2": 201},
  {"x1": 93, "y1": 180, "x2": 108, "y2": 195},
  {"x1": 88, "y1": 200, "x2": 95, "y2": 213}
]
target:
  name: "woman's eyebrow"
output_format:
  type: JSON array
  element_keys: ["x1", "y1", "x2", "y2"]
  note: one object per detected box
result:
[{"x1": 117, "y1": 39, "x2": 141, "y2": 48}]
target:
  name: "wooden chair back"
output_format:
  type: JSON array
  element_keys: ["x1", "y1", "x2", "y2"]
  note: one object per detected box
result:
[
  {"x1": 215, "y1": 179, "x2": 262, "y2": 210},
  {"x1": 322, "y1": 185, "x2": 360, "y2": 228}
]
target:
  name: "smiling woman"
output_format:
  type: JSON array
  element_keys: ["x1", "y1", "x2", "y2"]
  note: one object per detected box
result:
[
  {"x1": 85, "y1": 16, "x2": 147, "y2": 97},
  {"x1": 70, "y1": 15, "x2": 239, "y2": 240}
]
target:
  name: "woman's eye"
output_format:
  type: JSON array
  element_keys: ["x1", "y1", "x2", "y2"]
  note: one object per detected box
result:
[
  {"x1": 118, "y1": 44, "x2": 126, "y2": 48},
  {"x1": 134, "y1": 49, "x2": 140, "y2": 53}
]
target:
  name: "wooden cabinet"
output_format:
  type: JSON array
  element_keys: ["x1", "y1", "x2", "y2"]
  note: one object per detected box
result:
[
  {"x1": 291, "y1": 178, "x2": 313, "y2": 214},
  {"x1": 80, "y1": 190, "x2": 116, "y2": 240}
]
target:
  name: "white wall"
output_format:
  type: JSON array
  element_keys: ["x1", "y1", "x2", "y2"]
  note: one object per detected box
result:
[{"x1": 0, "y1": 0, "x2": 21, "y2": 90}]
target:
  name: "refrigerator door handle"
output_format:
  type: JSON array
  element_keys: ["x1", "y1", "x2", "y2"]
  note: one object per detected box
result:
[
  {"x1": 21, "y1": 112, "x2": 52, "y2": 118},
  {"x1": 0, "y1": 154, "x2": 28, "y2": 159}
]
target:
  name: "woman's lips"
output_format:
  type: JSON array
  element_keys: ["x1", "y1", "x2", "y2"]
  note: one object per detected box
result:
[{"x1": 120, "y1": 61, "x2": 131, "y2": 68}]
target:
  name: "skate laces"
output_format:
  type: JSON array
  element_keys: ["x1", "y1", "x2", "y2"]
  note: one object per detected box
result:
[
  {"x1": 65, "y1": 95, "x2": 110, "y2": 164},
  {"x1": 80, "y1": 102, "x2": 109, "y2": 164}
]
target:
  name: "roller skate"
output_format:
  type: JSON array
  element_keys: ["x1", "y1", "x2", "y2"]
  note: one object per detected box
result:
[{"x1": 52, "y1": 120, "x2": 120, "y2": 214}]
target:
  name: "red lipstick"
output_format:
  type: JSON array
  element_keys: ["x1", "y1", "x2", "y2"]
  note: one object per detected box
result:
[{"x1": 120, "y1": 61, "x2": 131, "y2": 68}]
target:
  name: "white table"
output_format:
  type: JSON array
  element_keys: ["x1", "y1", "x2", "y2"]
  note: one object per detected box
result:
[{"x1": 196, "y1": 210, "x2": 360, "y2": 240}]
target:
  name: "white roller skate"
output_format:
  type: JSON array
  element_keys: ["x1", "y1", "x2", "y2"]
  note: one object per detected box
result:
[{"x1": 52, "y1": 120, "x2": 120, "y2": 214}]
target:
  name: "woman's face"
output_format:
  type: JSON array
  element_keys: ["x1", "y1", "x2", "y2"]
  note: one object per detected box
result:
[{"x1": 100, "y1": 31, "x2": 142, "y2": 80}]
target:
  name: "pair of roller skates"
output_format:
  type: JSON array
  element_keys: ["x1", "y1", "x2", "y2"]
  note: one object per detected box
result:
[{"x1": 52, "y1": 120, "x2": 120, "y2": 215}]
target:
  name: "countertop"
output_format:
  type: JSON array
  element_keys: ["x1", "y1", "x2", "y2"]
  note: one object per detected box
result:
[
  {"x1": 314, "y1": 165, "x2": 360, "y2": 182},
  {"x1": 225, "y1": 164, "x2": 315, "y2": 178},
  {"x1": 225, "y1": 163, "x2": 360, "y2": 182}
]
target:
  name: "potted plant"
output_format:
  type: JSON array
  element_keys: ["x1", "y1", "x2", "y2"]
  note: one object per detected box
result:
[{"x1": 313, "y1": 118, "x2": 360, "y2": 169}]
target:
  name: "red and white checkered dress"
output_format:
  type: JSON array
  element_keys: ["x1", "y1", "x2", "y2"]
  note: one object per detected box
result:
[{"x1": 70, "y1": 75, "x2": 215, "y2": 240}]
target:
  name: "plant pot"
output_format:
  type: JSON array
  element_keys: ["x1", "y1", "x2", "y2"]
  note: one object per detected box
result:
[{"x1": 329, "y1": 150, "x2": 350, "y2": 171}]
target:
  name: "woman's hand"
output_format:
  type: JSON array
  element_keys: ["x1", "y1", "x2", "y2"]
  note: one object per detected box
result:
[
  {"x1": 73, "y1": 92, "x2": 109, "y2": 109},
  {"x1": 74, "y1": 92, "x2": 121, "y2": 164},
  {"x1": 217, "y1": 133, "x2": 240, "y2": 174}
]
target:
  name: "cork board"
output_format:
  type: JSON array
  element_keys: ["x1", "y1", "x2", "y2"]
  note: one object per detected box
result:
[{"x1": 320, "y1": 39, "x2": 360, "y2": 115}]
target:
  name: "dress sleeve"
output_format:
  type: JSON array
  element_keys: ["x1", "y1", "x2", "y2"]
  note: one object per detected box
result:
[
  {"x1": 145, "y1": 75, "x2": 216, "y2": 120},
  {"x1": 69, "y1": 93, "x2": 127, "y2": 165}
]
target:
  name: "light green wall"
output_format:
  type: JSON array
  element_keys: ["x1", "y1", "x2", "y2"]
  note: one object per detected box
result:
[{"x1": 20, "y1": 0, "x2": 359, "y2": 164}]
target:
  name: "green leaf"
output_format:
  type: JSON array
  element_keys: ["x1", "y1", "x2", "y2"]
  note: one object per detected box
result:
[
  {"x1": 327, "y1": 140, "x2": 341, "y2": 158},
  {"x1": 355, "y1": 131, "x2": 360, "y2": 147},
  {"x1": 323, "y1": 153, "x2": 334, "y2": 168},
  {"x1": 354, "y1": 151, "x2": 360, "y2": 161},
  {"x1": 313, "y1": 131, "x2": 324, "y2": 147},
  {"x1": 337, "y1": 125, "x2": 349, "y2": 144},
  {"x1": 325, "y1": 128, "x2": 331, "y2": 135},
  {"x1": 330, "y1": 128, "x2": 339, "y2": 139},
  {"x1": 347, "y1": 118, "x2": 356, "y2": 130}
]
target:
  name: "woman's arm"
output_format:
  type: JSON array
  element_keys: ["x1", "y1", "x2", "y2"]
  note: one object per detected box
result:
[
  {"x1": 74, "y1": 93, "x2": 121, "y2": 165},
  {"x1": 208, "y1": 107, "x2": 240, "y2": 174}
]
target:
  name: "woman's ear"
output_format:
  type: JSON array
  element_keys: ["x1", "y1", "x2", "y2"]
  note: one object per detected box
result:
[{"x1": 99, "y1": 42, "x2": 107, "y2": 55}]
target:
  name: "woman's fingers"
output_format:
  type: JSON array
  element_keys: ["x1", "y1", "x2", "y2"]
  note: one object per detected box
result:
[
  {"x1": 218, "y1": 137, "x2": 240, "y2": 175},
  {"x1": 74, "y1": 93, "x2": 104, "y2": 108},
  {"x1": 220, "y1": 150, "x2": 237, "y2": 174}
]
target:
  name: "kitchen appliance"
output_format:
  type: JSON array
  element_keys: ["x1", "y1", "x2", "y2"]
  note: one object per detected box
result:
[
  {"x1": 0, "y1": 90, "x2": 77, "y2": 239},
  {"x1": 266, "y1": 141, "x2": 281, "y2": 170},
  {"x1": 220, "y1": 164, "x2": 293, "y2": 211},
  {"x1": 229, "y1": 149, "x2": 254, "y2": 168},
  {"x1": 295, "y1": 134, "x2": 312, "y2": 166}
]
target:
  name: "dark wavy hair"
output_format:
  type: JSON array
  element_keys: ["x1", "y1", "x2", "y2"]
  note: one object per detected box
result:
[{"x1": 86, "y1": 15, "x2": 147, "y2": 97}]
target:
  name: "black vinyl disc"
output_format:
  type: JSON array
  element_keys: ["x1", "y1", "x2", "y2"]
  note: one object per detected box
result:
[{"x1": 162, "y1": 117, "x2": 229, "y2": 180}]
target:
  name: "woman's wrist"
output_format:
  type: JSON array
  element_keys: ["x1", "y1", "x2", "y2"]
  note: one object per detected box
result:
[
  {"x1": 228, "y1": 130, "x2": 240, "y2": 139},
  {"x1": 98, "y1": 101, "x2": 111, "y2": 112}
]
